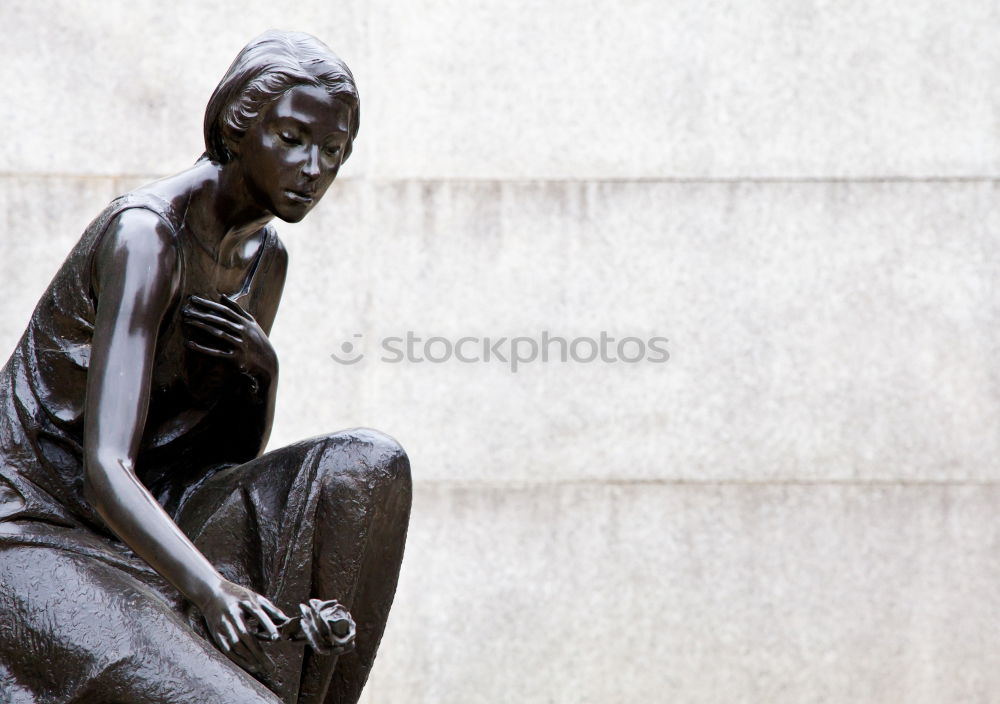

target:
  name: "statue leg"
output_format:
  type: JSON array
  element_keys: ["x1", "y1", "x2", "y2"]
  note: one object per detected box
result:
[
  {"x1": 0, "y1": 544, "x2": 281, "y2": 704},
  {"x1": 176, "y1": 427, "x2": 412, "y2": 704}
]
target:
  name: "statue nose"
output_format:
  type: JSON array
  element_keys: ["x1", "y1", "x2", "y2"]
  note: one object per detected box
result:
[{"x1": 301, "y1": 146, "x2": 320, "y2": 179}]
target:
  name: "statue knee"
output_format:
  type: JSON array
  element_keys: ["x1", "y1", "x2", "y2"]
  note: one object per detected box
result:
[
  {"x1": 315, "y1": 427, "x2": 410, "y2": 497},
  {"x1": 358, "y1": 427, "x2": 410, "y2": 490}
]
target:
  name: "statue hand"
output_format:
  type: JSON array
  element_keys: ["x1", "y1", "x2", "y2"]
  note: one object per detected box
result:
[
  {"x1": 182, "y1": 294, "x2": 278, "y2": 383},
  {"x1": 198, "y1": 579, "x2": 288, "y2": 674},
  {"x1": 278, "y1": 598, "x2": 357, "y2": 656}
]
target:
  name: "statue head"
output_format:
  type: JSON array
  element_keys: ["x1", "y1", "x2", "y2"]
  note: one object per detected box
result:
[{"x1": 203, "y1": 30, "x2": 360, "y2": 166}]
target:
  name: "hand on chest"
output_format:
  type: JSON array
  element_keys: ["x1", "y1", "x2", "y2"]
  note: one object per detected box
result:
[{"x1": 151, "y1": 228, "x2": 271, "y2": 402}]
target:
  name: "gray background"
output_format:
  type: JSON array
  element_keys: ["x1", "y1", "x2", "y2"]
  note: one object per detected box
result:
[{"x1": 2, "y1": 1, "x2": 999, "y2": 702}]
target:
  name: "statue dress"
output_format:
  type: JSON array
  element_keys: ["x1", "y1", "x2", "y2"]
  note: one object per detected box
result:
[{"x1": 0, "y1": 190, "x2": 411, "y2": 704}]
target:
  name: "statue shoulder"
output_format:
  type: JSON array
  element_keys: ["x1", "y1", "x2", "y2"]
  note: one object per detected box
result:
[{"x1": 91, "y1": 206, "x2": 182, "y2": 301}]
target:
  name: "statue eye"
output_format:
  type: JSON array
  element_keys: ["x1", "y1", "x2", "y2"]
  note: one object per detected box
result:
[
  {"x1": 278, "y1": 131, "x2": 301, "y2": 145},
  {"x1": 324, "y1": 145, "x2": 342, "y2": 158}
]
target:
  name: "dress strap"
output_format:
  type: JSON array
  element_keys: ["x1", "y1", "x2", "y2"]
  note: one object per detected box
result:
[
  {"x1": 108, "y1": 191, "x2": 184, "y2": 235},
  {"x1": 236, "y1": 225, "x2": 273, "y2": 299}
]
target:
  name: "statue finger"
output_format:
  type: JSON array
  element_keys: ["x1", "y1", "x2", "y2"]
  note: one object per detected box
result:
[
  {"x1": 237, "y1": 626, "x2": 267, "y2": 661},
  {"x1": 182, "y1": 307, "x2": 245, "y2": 335},
  {"x1": 209, "y1": 627, "x2": 231, "y2": 653},
  {"x1": 185, "y1": 340, "x2": 235, "y2": 358},
  {"x1": 183, "y1": 319, "x2": 242, "y2": 345},
  {"x1": 228, "y1": 639, "x2": 262, "y2": 675},
  {"x1": 230, "y1": 617, "x2": 269, "y2": 673},
  {"x1": 220, "y1": 294, "x2": 255, "y2": 321},
  {"x1": 220, "y1": 617, "x2": 239, "y2": 651},
  {"x1": 231, "y1": 603, "x2": 251, "y2": 637},
  {"x1": 188, "y1": 296, "x2": 245, "y2": 321},
  {"x1": 258, "y1": 597, "x2": 290, "y2": 625},
  {"x1": 248, "y1": 604, "x2": 281, "y2": 641},
  {"x1": 240, "y1": 598, "x2": 280, "y2": 641}
]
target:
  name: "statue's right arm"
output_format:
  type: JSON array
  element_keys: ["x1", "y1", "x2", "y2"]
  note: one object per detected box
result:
[{"x1": 82, "y1": 209, "x2": 283, "y2": 669}]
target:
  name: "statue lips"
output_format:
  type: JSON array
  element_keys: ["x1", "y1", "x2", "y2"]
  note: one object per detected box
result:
[{"x1": 284, "y1": 187, "x2": 315, "y2": 205}]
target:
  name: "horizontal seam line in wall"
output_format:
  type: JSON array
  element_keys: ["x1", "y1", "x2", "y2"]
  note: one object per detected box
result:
[
  {"x1": 370, "y1": 176, "x2": 1000, "y2": 185},
  {"x1": 5, "y1": 173, "x2": 1000, "y2": 185},
  {"x1": 414, "y1": 479, "x2": 1000, "y2": 488}
]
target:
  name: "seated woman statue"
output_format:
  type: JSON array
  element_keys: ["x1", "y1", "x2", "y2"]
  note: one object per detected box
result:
[{"x1": 0, "y1": 30, "x2": 411, "y2": 704}]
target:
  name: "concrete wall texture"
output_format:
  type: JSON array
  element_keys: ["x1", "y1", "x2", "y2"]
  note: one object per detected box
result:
[{"x1": 1, "y1": 1, "x2": 997, "y2": 702}]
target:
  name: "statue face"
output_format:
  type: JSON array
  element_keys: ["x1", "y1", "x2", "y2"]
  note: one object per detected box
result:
[{"x1": 237, "y1": 83, "x2": 352, "y2": 223}]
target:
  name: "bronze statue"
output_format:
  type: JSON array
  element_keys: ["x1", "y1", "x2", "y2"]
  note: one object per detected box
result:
[{"x1": 0, "y1": 30, "x2": 411, "y2": 703}]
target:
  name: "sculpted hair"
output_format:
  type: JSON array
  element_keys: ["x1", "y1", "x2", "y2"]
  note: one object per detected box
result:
[{"x1": 203, "y1": 30, "x2": 360, "y2": 164}]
